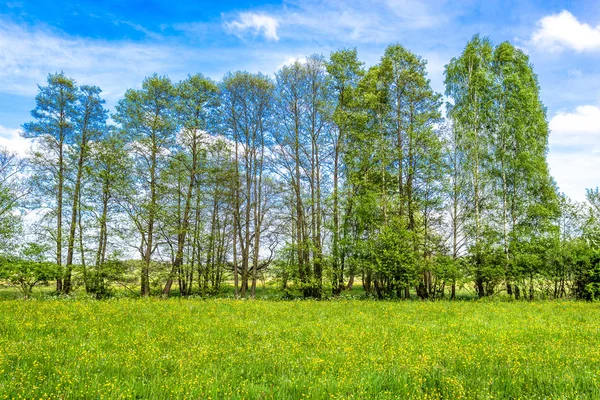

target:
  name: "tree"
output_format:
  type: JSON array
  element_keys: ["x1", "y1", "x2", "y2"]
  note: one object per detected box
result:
[
  {"x1": 0, "y1": 147, "x2": 27, "y2": 251},
  {"x1": 114, "y1": 75, "x2": 177, "y2": 296},
  {"x1": 161, "y1": 74, "x2": 219, "y2": 296},
  {"x1": 340, "y1": 45, "x2": 445, "y2": 300},
  {"x1": 273, "y1": 56, "x2": 330, "y2": 298},
  {"x1": 491, "y1": 42, "x2": 558, "y2": 297},
  {"x1": 327, "y1": 49, "x2": 364, "y2": 295},
  {"x1": 304, "y1": 56, "x2": 330, "y2": 297},
  {"x1": 0, "y1": 243, "x2": 57, "y2": 299},
  {"x1": 445, "y1": 36, "x2": 496, "y2": 297},
  {"x1": 221, "y1": 72, "x2": 274, "y2": 298},
  {"x1": 22, "y1": 72, "x2": 77, "y2": 292},
  {"x1": 63, "y1": 85, "x2": 108, "y2": 293},
  {"x1": 87, "y1": 130, "x2": 132, "y2": 294},
  {"x1": 379, "y1": 44, "x2": 444, "y2": 299},
  {"x1": 274, "y1": 60, "x2": 311, "y2": 297},
  {"x1": 343, "y1": 62, "x2": 395, "y2": 297}
]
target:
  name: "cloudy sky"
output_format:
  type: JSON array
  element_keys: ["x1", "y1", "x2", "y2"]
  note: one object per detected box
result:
[{"x1": 1, "y1": 0, "x2": 599, "y2": 200}]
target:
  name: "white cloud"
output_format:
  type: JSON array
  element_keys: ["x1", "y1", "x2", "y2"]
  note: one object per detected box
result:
[
  {"x1": 225, "y1": 13, "x2": 280, "y2": 41},
  {"x1": 531, "y1": 10, "x2": 600, "y2": 52},
  {"x1": 549, "y1": 105, "x2": 600, "y2": 147},
  {"x1": 276, "y1": 56, "x2": 308, "y2": 71},
  {"x1": 0, "y1": 126, "x2": 32, "y2": 157},
  {"x1": 549, "y1": 105, "x2": 600, "y2": 200},
  {"x1": 549, "y1": 152, "x2": 600, "y2": 201}
]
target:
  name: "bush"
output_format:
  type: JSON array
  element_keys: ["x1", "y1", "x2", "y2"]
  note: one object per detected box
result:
[
  {"x1": 0, "y1": 259, "x2": 58, "y2": 299},
  {"x1": 0, "y1": 243, "x2": 59, "y2": 299},
  {"x1": 583, "y1": 254, "x2": 600, "y2": 301},
  {"x1": 85, "y1": 260, "x2": 128, "y2": 299}
]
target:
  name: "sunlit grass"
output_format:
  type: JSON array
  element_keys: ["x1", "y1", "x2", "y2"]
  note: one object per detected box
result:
[{"x1": 0, "y1": 299, "x2": 599, "y2": 399}]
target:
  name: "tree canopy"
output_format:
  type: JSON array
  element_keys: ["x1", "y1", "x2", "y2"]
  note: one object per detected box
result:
[{"x1": 2, "y1": 36, "x2": 599, "y2": 300}]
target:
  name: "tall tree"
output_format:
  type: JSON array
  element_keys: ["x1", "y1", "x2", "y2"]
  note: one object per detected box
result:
[
  {"x1": 327, "y1": 49, "x2": 364, "y2": 295},
  {"x1": 304, "y1": 55, "x2": 330, "y2": 297},
  {"x1": 273, "y1": 56, "x2": 330, "y2": 298},
  {"x1": 491, "y1": 41, "x2": 558, "y2": 297},
  {"x1": 379, "y1": 44, "x2": 444, "y2": 298},
  {"x1": 445, "y1": 35, "x2": 495, "y2": 297},
  {"x1": 22, "y1": 72, "x2": 78, "y2": 292},
  {"x1": 161, "y1": 74, "x2": 219, "y2": 296},
  {"x1": 114, "y1": 75, "x2": 177, "y2": 296},
  {"x1": 274, "y1": 61, "x2": 311, "y2": 297},
  {"x1": 86, "y1": 130, "x2": 131, "y2": 295},
  {"x1": 221, "y1": 72, "x2": 273, "y2": 298},
  {"x1": 63, "y1": 85, "x2": 108, "y2": 293}
]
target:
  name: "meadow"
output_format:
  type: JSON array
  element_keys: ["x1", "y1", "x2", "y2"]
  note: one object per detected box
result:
[{"x1": 0, "y1": 298, "x2": 599, "y2": 399}]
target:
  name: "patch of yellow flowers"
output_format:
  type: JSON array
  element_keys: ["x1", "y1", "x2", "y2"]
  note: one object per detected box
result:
[{"x1": 0, "y1": 299, "x2": 599, "y2": 399}]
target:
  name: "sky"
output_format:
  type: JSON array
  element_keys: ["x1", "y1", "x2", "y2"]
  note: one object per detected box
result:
[{"x1": 1, "y1": 0, "x2": 600, "y2": 200}]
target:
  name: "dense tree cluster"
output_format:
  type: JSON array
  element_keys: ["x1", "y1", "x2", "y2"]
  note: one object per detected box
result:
[{"x1": 2, "y1": 35, "x2": 600, "y2": 300}]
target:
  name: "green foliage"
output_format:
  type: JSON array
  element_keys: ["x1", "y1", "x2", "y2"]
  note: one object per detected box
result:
[
  {"x1": 13, "y1": 39, "x2": 600, "y2": 303},
  {"x1": 85, "y1": 259, "x2": 128, "y2": 299},
  {"x1": 22, "y1": 72, "x2": 78, "y2": 143},
  {"x1": 0, "y1": 243, "x2": 58, "y2": 299},
  {"x1": 0, "y1": 148, "x2": 24, "y2": 250},
  {"x1": 568, "y1": 249, "x2": 600, "y2": 301},
  {"x1": 583, "y1": 261, "x2": 600, "y2": 301}
]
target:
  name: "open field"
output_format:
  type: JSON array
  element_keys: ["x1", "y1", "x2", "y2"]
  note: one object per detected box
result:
[{"x1": 1, "y1": 299, "x2": 599, "y2": 399}]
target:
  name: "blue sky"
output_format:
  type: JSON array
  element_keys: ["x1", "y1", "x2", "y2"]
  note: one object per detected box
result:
[{"x1": 1, "y1": 0, "x2": 600, "y2": 200}]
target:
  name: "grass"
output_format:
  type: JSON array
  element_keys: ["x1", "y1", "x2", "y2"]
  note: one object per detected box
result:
[
  {"x1": 0, "y1": 280, "x2": 390, "y2": 301},
  {"x1": 0, "y1": 299, "x2": 599, "y2": 399}
]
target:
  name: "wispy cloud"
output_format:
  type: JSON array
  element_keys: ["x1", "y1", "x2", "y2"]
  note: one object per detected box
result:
[
  {"x1": 531, "y1": 10, "x2": 600, "y2": 52},
  {"x1": 223, "y1": 0, "x2": 458, "y2": 44},
  {"x1": 225, "y1": 12, "x2": 280, "y2": 41},
  {"x1": 0, "y1": 18, "x2": 182, "y2": 100},
  {"x1": 384, "y1": 0, "x2": 450, "y2": 29},
  {"x1": 0, "y1": 17, "x2": 301, "y2": 105},
  {"x1": 171, "y1": 21, "x2": 212, "y2": 41}
]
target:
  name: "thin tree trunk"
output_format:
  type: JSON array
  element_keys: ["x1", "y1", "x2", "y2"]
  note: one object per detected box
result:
[
  {"x1": 64, "y1": 130, "x2": 88, "y2": 294},
  {"x1": 56, "y1": 127, "x2": 64, "y2": 292},
  {"x1": 142, "y1": 142, "x2": 157, "y2": 297},
  {"x1": 163, "y1": 132, "x2": 200, "y2": 296}
]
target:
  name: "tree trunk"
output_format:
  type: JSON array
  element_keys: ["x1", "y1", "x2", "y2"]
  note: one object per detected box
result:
[
  {"x1": 163, "y1": 134, "x2": 200, "y2": 296},
  {"x1": 64, "y1": 130, "x2": 88, "y2": 294},
  {"x1": 142, "y1": 143, "x2": 157, "y2": 297},
  {"x1": 56, "y1": 131, "x2": 64, "y2": 293}
]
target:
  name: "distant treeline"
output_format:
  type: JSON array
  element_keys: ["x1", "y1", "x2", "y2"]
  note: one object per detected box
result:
[{"x1": 1, "y1": 34, "x2": 600, "y2": 300}]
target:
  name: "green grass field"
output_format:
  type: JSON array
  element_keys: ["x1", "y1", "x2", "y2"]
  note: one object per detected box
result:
[{"x1": 1, "y1": 299, "x2": 599, "y2": 399}]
